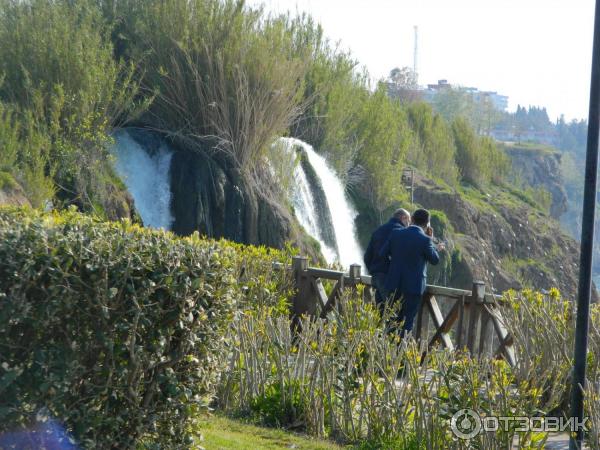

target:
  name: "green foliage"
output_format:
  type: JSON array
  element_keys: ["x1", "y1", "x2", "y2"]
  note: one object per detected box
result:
[
  {"x1": 249, "y1": 380, "x2": 305, "y2": 427},
  {"x1": 353, "y1": 84, "x2": 412, "y2": 216},
  {"x1": 0, "y1": 102, "x2": 55, "y2": 207},
  {"x1": 406, "y1": 102, "x2": 458, "y2": 185},
  {"x1": 104, "y1": 0, "x2": 311, "y2": 184},
  {"x1": 0, "y1": 0, "x2": 146, "y2": 212},
  {"x1": 0, "y1": 206, "x2": 293, "y2": 448},
  {"x1": 452, "y1": 117, "x2": 510, "y2": 187},
  {"x1": 291, "y1": 26, "x2": 362, "y2": 166},
  {"x1": 427, "y1": 210, "x2": 455, "y2": 286},
  {"x1": 0, "y1": 102, "x2": 19, "y2": 171},
  {"x1": 0, "y1": 0, "x2": 143, "y2": 128},
  {"x1": 523, "y1": 186, "x2": 553, "y2": 214},
  {"x1": 0, "y1": 171, "x2": 18, "y2": 190}
]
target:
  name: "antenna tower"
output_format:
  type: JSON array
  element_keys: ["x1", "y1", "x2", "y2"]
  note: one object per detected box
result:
[{"x1": 413, "y1": 25, "x2": 419, "y2": 86}]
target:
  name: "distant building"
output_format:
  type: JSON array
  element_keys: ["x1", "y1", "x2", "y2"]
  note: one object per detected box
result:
[
  {"x1": 418, "y1": 79, "x2": 509, "y2": 112},
  {"x1": 489, "y1": 127, "x2": 558, "y2": 146},
  {"x1": 470, "y1": 89, "x2": 508, "y2": 111}
]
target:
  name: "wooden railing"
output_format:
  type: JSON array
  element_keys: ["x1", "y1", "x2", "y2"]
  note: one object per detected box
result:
[{"x1": 282, "y1": 256, "x2": 516, "y2": 367}]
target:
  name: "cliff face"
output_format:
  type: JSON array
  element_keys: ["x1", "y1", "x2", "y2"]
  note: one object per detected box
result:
[
  {"x1": 413, "y1": 173, "x2": 593, "y2": 302},
  {"x1": 504, "y1": 144, "x2": 568, "y2": 218},
  {"x1": 0, "y1": 180, "x2": 30, "y2": 208},
  {"x1": 162, "y1": 139, "x2": 323, "y2": 262}
]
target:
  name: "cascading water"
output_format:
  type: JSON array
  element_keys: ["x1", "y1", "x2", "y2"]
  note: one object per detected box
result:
[
  {"x1": 276, "y1": 138, "x2": 338, "y2": 263},
  {"x1": 278, "y1": 137, "x2": 364, "y2": 271},
  {"x1": 111, "y1": 129, "x2": 174, "y2": 230}
]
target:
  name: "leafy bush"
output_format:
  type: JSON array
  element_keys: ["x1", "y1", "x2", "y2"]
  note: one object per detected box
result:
[
  {"x1": 0, "y1": 206, "x2": 292, "y2": 448},
  {"x1": 249, "y1": 379, "x2": 306, "y2": 427},
  {"x1": 0, "y1": 0, "x2": 146, "y2": 213},
  {"x1": 0, "y1": 0, "x2": 142, "y2": 129},
  {"x1": 406, "y1": 102, "x2": 458, "y2": 185},
  {"x1": 103, "y1": 0, "x2": 311, "y2": 185},
  {"x1": 0, "y1": 103, "x2": 56, "y2": 208},
  {"x1": 218, "y1": 290, "x2": 557, "y2": 448},
  {"x1": 452, "y1": 117, "x2": 510, "y2": 187}
]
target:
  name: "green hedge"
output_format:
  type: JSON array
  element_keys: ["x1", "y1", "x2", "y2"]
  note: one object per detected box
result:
[{"x1": 0, "y1": 206, "x2": 293, "y2": 448}]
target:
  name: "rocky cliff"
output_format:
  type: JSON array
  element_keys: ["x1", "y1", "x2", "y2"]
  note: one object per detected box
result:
[
  {"x1": 503, "y1": 144, "x2": 568, "y2": 218},
  {"x1": 125, "y1": 129, "x2": 323, "y2": 262},
  {"x1": 412, "y1": 173, "x2": 594, "y2": 302},
  {"x1": 0, "y1": 178, "x2": 30, "y2": 208}
]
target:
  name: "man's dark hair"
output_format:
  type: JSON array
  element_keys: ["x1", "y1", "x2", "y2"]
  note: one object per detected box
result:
[{"x1": 412, "y1": 208, "x2": 430, "y2": 227}]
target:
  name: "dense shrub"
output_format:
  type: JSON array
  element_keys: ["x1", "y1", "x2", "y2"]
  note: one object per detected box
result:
[
  {"x1": 218, "y1": 291, "x2": 559, "y2": 448},
  {"x1": 0, "y1": 0, "x2": 146, "y2": 213},
  {"x1": 102, "y1": 0, "x2": 312, "y2": 184},
  {"x1": 406, "y1": 102, "x2": 458, "y2": 185},
  {"x1": 0, "y1": 206, "x2": 293, "y2": 448},
  {"x1": 452, "y1": 117, "x2": 510, "y2": 187},
  {"x1": 0, "y1": 0, "x2": 142, "y2": 128}
]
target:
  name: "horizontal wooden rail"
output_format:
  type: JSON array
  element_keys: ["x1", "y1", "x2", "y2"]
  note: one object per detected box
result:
[
  {"x1": 274, "y1": 260, "x2": 504, "y2": 304},
  {"x1": 284, "y1": 256, "x2": 516, "y2": 367}
]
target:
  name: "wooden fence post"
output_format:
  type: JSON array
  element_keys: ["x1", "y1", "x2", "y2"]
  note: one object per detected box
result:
[
  {"x1": 455, "y1": 294, "x2": 466, "y2": 351},
  {"x1": 467, "y1": 281, "x2": 485, "y2": 355},
  {"x1": 349, "y1": 264, "x2": 361, "y2": 282},
  {"x1": 291, "y1": 256, "x2": 310, "y2": 318},
  {"x1": 415, "y1": 294, "x2": 430, "y2": 342}
]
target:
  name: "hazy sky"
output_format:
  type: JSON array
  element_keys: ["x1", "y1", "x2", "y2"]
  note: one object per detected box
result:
[{"x1": 247, "y1": 0, "x2": 595, "y2": 122}]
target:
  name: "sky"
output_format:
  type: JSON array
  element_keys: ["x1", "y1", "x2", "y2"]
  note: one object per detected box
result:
[{"x1": 246, "y1": 0, "x2": 595, "y2": 122}]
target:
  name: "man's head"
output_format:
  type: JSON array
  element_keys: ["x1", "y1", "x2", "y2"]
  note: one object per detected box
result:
[
  {"x1": 393, "y1": 208, "x2": 411, "y2": 227},
  {"x1": 411, "y1": 208, "x2": 430, "y2": 228}
]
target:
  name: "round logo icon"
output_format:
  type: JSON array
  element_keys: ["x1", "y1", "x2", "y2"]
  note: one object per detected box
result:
[{"x1": 450, "y1": 408, "x2": 482, "y2": 439}]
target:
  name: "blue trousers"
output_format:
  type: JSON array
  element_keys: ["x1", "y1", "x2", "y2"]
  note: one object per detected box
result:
[
  {"x1": 370, "y1": 272, "x2": 388, "y2": 314},
  {"x1": 390, "y1": 291, "x2": 422, "y2": 338}
]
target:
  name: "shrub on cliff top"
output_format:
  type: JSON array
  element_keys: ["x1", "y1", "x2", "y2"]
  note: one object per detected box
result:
[{"x1": 0, "y1": 206, "x2": 292, "y2": 448}]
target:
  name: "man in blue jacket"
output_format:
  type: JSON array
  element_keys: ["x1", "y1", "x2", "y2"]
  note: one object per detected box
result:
[
  {"x1": 379, "y1": 208, "x2": 445, "y2": 337},
  {"x1": 363, "y1": 208, "x2": 410, "y2": 312}
]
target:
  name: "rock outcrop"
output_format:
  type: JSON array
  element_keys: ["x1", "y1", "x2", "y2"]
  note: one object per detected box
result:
[
  {"x1": 504, "y1": 144, "x2": 568, "y2": 218},
  {"x1": 0, "y1": 180, "x2": 30, "y2": 207},
  {"x1": 143, "y1": 135, "x2": 323, "y2": 261},
  {"x1": 169, "y1": 148, "x2": 288, "y2": 247},
  {"x1": 413, "y1": 173, "x2": 594, "y2": 301}
]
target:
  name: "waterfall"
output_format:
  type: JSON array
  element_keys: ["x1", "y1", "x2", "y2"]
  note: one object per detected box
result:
[
  {"x1": 278, "y1": 137, "x2": 364, "y2": 271},
  {"x1": 110, "y1": 129, "x2": 174, "y2": 230},
  {"x1": 275, "y1": 138, "x2": 338, "y2": 263}
]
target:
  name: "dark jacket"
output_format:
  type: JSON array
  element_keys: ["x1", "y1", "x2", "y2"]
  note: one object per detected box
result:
[
  {"x1": 363, "y1": 217, "x2": 405, "y2": 274},
  {"x1": 380, "y1": 225, "x2": 440, "y2": 295}
]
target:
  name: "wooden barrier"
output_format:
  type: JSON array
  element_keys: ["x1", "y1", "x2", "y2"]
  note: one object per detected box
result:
[{"x1": 284, "y1": 256, "x2": 516, "y2": 367}]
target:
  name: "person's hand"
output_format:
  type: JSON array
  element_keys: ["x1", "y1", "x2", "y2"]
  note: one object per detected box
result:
[{"x1": 425, "y1": 226, "x2": 433, "y2": 237}]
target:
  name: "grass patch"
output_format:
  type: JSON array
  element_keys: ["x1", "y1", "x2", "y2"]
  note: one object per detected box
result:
[
  {"x1": 0, "y1": 171, "x2": 18, "y2": 190},
  {"x1": 500, "y1": 141, "x2": 560, "y2": 155},
  {"x1": 457, "y1": 183, "x2": 497, "y2": 214},
  {"x1": 192, "y1": 414, "x2": 345, "y2": 450},
  {"x1": 501, "y1": 256, "x2": 553, "y2": 287}
]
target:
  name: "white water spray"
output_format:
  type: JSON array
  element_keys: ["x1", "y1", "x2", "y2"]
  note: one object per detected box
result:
[
  {"x1": 111, "y1": 129, "x2": 174, "y2": 230},
  {"x1": 276, "y1": 138, "x2": 338, "y2": 263},
  {"x1": 279, "y1": 137, "x2": 364, "y2": 270}
]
